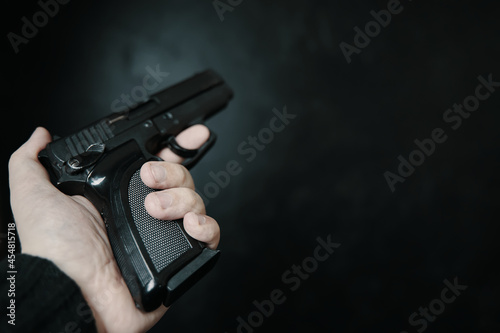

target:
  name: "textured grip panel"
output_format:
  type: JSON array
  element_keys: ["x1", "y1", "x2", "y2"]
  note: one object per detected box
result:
[{"x1": 128, "y1": 170, "x2": 192, "y2": 272}]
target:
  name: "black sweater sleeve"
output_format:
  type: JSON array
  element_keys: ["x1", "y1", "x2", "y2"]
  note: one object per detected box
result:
[{"x1": 1, "y1": 254, "x2": 97, "y2": 333}]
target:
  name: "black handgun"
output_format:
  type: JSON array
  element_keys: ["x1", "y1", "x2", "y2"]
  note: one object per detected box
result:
[{"x1": 38, "y1": 70, "x2": 233, "y2": 311}]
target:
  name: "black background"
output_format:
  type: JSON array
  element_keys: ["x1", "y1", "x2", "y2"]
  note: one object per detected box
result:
[{"x1": 2, "y1": 0, "x2": 500, "y2": 332}]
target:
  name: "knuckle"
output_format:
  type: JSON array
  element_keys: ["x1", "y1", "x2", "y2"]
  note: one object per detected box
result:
[
  {"x1": 172, "y1": 164, "x2": 191, "y2": 187},
  {"x1": 208, "y1": 223, "x2": 220, "y2": 241},
  {"x1": 8, "y1": 151, "x2": 21, "y2": 170},
  {"x1": 184, "y1": 189, "x2": 198, "y2": 209},
  {"x1": 178, "y1": 168, "x2": 189, "y2": 185},
  {"x1": 191, "y1": 190, "x2": 202, "y2": 205}
]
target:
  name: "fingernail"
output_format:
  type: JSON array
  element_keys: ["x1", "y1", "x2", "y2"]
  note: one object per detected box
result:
[
  {"x1": 197, "y1": 214, "x2": 206, "y2": 225},
  {"x1": 150, "y1": 164, "x2": 166, "y2": 182},
  {"x1": 155, "y1": 193, "x2": 172, "y2": 209}
]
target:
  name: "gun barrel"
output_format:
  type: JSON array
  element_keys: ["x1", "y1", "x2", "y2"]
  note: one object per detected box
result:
[
  {"x1": 109, "y1": 70, "x2": 233, "y2": 136},
  {"x1": 44, "y1": 70, "x2": 233, "y2": 168}
]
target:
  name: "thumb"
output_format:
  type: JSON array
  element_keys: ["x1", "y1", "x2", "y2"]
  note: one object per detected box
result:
[
  {"x1": 9, "y1": 127, "x2": 53, "y2": 195},
  {"x1": 14, "y1": 127, "x2": 52, "y2": 160}
]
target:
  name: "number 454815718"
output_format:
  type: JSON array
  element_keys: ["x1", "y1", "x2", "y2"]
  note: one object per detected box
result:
[{"x1": 7, "y1": 222, "x2": 16, "y2": 269}]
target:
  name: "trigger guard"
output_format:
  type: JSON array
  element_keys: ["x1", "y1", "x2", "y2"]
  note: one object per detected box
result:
[
  {"x1": 162, "y1": 130, "x2": 217, "y2": 169},
  {"x1": 166, "y1": 136, "x2": 198, "y2": 158}
]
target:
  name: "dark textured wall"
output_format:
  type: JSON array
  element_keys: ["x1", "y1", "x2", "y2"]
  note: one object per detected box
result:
[{"x1": 2, "y1": 0, "x2": 500, "y2": 332}]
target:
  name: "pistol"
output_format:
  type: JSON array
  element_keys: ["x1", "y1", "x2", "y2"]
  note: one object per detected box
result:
[{"x1": 38, "y1": 70, "x2": 233, "y2": 311}]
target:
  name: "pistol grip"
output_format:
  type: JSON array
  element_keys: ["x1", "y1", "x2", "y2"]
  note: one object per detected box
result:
[{"x1": 88, "y1": 142, "x2": 219, "y2": 312}]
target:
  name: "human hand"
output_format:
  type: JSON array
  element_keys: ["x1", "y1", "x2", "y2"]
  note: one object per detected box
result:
[{"x1": 8, "y1": 125, "x2": 220, "y2": 333}]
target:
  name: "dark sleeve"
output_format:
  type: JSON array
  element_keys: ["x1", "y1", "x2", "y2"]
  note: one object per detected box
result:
[{"x1": 1, "y1": 254, "x2": 97, "y2": 333}]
